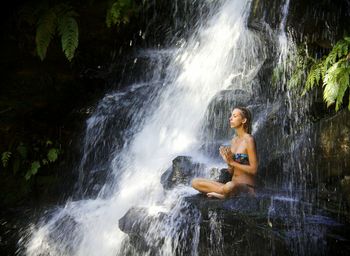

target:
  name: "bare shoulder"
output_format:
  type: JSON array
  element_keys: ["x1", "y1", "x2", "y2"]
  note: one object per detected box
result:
[
  {"x1": 243, "y1": 134, "x2": 255, "y2": 142},
  {"x1": 244, "y1": 134, "x2": 256, "y2": 147}
]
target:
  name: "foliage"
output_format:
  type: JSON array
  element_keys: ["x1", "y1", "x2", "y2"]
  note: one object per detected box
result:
[
  {"x1": 106, "y1": 0, "x2": 135, "y2": 28},
  {"x1": 1, "y1": 139, "x2": 61, "y2": 181},
  {"x1": 1, "y1": 152, "x2": 12, "y2": 167},
  {"x1": 271, "y1": 44, "x2": 314, "y2": 91},
  {"x1": 287, "y1": 47, "x2": 315, "y2": 89},
  {"x1": 35, "y1": 4, "x2": 79, "y2": 61},
  {"x1": 19, "y1": 0, "x2": 139, "y2": 62},
  {"x1": 303, "y1": 37, "x2": 350, "y2": 111},
  {"x1": 25, "y1": 161, "x2": 41, "y2": 180},
  {"x1": 47, "y1": 148, "x2": 59, "y2": 162}
]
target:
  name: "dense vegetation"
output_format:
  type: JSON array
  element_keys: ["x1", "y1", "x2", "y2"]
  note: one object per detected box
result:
[{"x1": 0, "y1": 0, "x2": 142, "y2": 206}]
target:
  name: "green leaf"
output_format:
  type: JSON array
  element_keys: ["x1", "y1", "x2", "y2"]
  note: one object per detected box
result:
[
  {"x1": 323, "y1": 62, "x2": 340, "y2": 107},
  {"x1": 36, "y1": 8, "x2": 57, "y2": 61},
  {"x1": 304, "y1": 37, "x2": 350, "y2": 112},
  {"x1": 57, "y1": 14, "x2": 79, "y2": 61},
  {"x1": 1, "y1": 152, "x2": 12, "y2": 167},
  {"x1": 25, "y1": 172, "x2": 31, "y2": 180},
  {"x1": 106, "y1": 0, "x2": 133, "y2": 28},
  {"x1": 335, "y1": 65, "x2": 350, "y2": 111},
  {"x1": 47, "y1": 148, "x2": 59, "y2": 162},
  {"x1": 25, "y1": 161, "x2": 41, "y2": 180},
  {"x1": 46, "y1": 140, "x2": 53, "y2": 146}
]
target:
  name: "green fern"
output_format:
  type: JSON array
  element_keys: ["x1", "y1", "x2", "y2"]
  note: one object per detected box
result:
[
  {"x1": 47, "y1": 148, "x2": 59, "y2": 162},
  {"x1": 57, "y1": 10, "x2": 79, "y2": 61},
  {"x1": 25, "y1": 161, "x2": 41, "y2": 180},
  {"x1": 304, "y1": 57, "x2": 325, "y2": 91},
  {"x1": 35, "y1": 4, "x2": 79, "y2": 62},
  {"x1": 106, "y1": 0, "x2": 133, "y2": 28},
  {"x1": 1, "y1": 152, "x2": 12, "y2": 167},
  {"x1": 36, "y1": 8, "x2": 57, "y2": 61},
  {"x1": 304, "y1": 37, "x2": 350, "y2": 111},
  {"x1": 279, "y1": 45, "x2": 315, "y2": 89},
  {"x1": 322, "y1": 59, "x2": 350, "y2": 110}
]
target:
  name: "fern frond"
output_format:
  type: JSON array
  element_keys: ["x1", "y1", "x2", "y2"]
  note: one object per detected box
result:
[
  {"x1": 57, "y1": 13, "x2": 79, "y2": 61},
  {"x1": 1, "y1": 151, "x2": 12, "y2": 167},
  {"x1": 106, "y1": 0, "x2": 133, "y2": 28},
  {"x1": 323, "y1": 62, "x2": 340, "y2": 107},
  {"x1": 35, "y1": 8, "x2": 57, "y2": 61},
  {"x1": 324, "y1": 38, "x2": 350, "y2": 69},
  {"x1": 304, "y1": 37, "x2": 350, "y2": 111},
  {"x1": 305, "y1": 59, "x2": 322, "y2": 90},
  {"x1": 335, "y1": 61, "x2": 350, "y2": 111}
]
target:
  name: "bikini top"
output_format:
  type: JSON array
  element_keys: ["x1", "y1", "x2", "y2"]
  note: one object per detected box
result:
[{"x1": 233, "y1": 153, "x2": 249, "y2": 165}]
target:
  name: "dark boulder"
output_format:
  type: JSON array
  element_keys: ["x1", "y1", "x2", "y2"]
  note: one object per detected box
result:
[
  {"x1": 119, "y1": 193, "x2": 349, "y2": 255},
  {"x1": 160, "y1": 156, "x2": 205, "y2": 189}
]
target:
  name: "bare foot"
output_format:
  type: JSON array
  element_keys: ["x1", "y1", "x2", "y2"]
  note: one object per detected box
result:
[
  {"x1": 207, "y1": 192, "x2": 225, "y2": 199},
  {"x1": 207, "y1": 192, "x2": 214, "y2": 198}
]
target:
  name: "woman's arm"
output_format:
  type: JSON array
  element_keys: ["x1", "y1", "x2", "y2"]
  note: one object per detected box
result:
[{"x1": 221, "y1": 137, "x2": 258, "y2": 175}]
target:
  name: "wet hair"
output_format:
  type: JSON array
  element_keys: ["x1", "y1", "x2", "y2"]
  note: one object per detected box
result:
[{"x1": 234, "y1": 106, "x2": 252, "y2": 134}]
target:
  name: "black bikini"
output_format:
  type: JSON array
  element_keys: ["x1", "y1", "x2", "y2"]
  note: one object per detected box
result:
[
  {"x1": 232, "y1": 153, "x2": 256, "y2": 189},
  {"x1": 232, "y1": 153, "x2": 249, "y2": 165}
]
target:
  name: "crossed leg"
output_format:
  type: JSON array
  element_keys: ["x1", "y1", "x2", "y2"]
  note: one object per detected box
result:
[{"x1": 191, "y1": 178, "x2": 254, "y2": 199}]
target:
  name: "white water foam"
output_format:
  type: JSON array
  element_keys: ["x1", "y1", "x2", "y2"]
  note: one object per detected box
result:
[{"x1": 23, "y1": 1, "x2": 265, "y2": 255}]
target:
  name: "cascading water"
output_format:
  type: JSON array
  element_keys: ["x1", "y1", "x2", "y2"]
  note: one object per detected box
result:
[
  {"x1": 260, "y1": 1, "x2": 348, "y2": 255},
  {"x1": 21, "y1": 0, "x2": 266, "y2": 255}
]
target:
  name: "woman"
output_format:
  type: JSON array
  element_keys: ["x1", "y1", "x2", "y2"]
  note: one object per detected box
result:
[{"x1": 192, "y1": 106, "x2": 258, "y2": 199}]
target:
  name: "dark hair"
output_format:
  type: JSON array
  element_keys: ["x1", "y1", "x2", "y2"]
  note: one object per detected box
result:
[{"x1": 235, "y1": 106, "x2": 252, "y2": 134}]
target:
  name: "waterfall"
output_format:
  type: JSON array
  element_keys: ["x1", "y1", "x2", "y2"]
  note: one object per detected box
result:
[
  {"x1": 278, "y1": 0, "x2": 291, "y2": 65},
  {"x1": 21, "y1": 0, "x2": 266, "y2": 255}
]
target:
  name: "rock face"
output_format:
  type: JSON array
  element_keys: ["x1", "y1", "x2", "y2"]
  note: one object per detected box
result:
[
  {"x1": 124, "y1": 150, "x2": 350, "y2": 255},
  {"x1": 119, "y1": 194, "x2": 350, "y2": 255},
  {"x1": 248, "y1": 0, "x2": 350, "y2": 44},
  {"x1": 160, "y1": 156, "x2": 205, "y2": 189},
  {"x1": 313, "y1": 109, "x2": 350, "y2": 179},
  {"x1": 199, "y1": 89, "x2": 256, "y2": 158},
  {"x1": 119, "y1": 207, "x2": 168, "y2": 254}
]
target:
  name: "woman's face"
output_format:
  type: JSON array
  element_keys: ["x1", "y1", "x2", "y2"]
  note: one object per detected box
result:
[{"x1": 229, "y1": 109, "x2": 245, "y2": 129}]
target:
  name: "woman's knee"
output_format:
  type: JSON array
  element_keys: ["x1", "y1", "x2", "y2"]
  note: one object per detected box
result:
[
  {"x1": 222, "y1": 181, "x2": 234, "y2": 196},
  {"x1": 191, "y1": 178, "x2": 202, "y2": 188}
]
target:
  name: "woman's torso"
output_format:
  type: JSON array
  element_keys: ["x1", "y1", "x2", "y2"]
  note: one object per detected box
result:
[{"x1": 230, "y1": 135, "x2": 255, "y2": 185}]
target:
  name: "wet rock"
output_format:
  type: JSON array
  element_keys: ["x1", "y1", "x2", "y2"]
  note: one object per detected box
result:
[
  {"x1": 340, "y1": 176, "x2": 350, "y2": 220},
  {"x1": 248, "y1": 0, "x2": 349, "y2": 45},
  {"x1": 119, "y1": 194, "x2": 348, "y2": 255},
  {"x1": 216, "y1": 168, "x2": 232, "y2": 183},
  {"x1": 119, "y1": 205, "x2": 199, "y2": 255},
  {"x1": 314, "y1": 109, "x2": 350, "y2": 179},
  {"x1": 119, "y1": 207, "x2": 168, "y2": 253},
  {"x1": 160, "y1": 156, "x2": 205, "y2": 189},
  {"x1": 200, "y1": 89, "x2": 257, "y2": 158}
]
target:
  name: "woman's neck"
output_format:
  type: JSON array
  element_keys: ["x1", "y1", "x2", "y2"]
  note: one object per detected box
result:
[{"x1": 235, "y1": 127, "x2": 246, "y2": 138}]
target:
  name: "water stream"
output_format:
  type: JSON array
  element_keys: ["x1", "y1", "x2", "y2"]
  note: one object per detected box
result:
[
  {"x1": 19, "y1": 0, "x2": 349, "y2": 255},
  {"x1": 22, "y1": 1, "x2": 266, "y2": 255}
]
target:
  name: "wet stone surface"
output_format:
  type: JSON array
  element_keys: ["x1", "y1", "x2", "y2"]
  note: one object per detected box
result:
[{"x1": 119, "y1": 193, "x2": 350, "y2": 255}]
